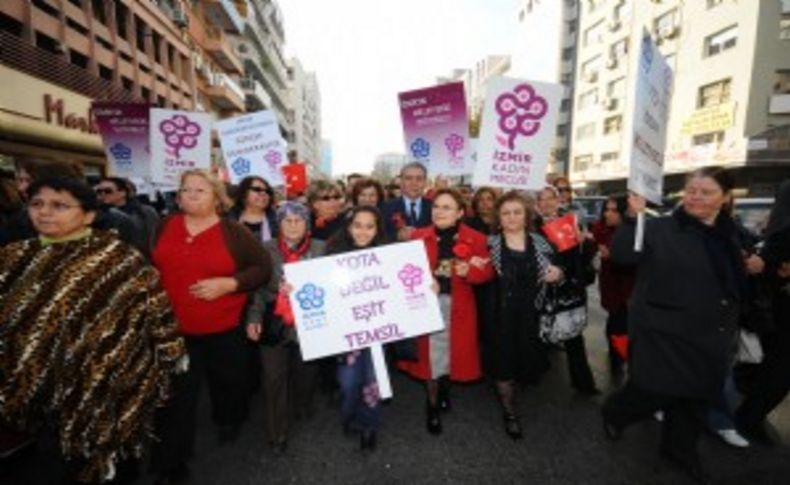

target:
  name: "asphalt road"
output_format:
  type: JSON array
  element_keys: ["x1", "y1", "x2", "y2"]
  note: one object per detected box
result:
[{"x1": 3, "y1": 291, "x2": 790, "y2": 484}]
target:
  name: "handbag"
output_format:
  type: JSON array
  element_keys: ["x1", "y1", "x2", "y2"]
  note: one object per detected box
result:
[
  {"x1": 539, "y1": 285, "x2": 588, "y2": 344},
  {"x1": 735, "y1": 329, "x2": 763, "y2": 364}
]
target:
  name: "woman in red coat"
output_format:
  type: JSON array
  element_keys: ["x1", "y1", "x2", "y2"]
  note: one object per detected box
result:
[{"x1": 399, "y1": 188, "x2": 494, "y2": 435}]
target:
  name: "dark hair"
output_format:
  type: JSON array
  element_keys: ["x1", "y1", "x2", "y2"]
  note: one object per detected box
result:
[
  {"x1": 234, "y1": 175, "x2": 274, "y2": 211},
  {"x1": 432, "y1": 188, "x2": 466, "y2": 212},
  {"x1": 99, "y1": 176, "x2": 131, "y2": 194},
  {"x1": 351, "y1": 178, "x2": 385, "y2": 207},
  {"x1": 599, "y1": 193, "x2": 628, "y2": 223},
  {"x1": 400, "y1": 162, "x2": 427, "y2": 178},
  {"x1": 686, "y1": 166, "x2": 735, "y2": 194},
  {"x1": 347, "y1": 173, "x2": 364, "y2": 183},
  {"x1": 471, "y1": 186, "x2": 497, "y2": 215},
  {"x1": 1, "y1": 170, "x2": 23, "y2": 216},
  {"x1": 326, "y1": 206, "x2": 387, "y2": 254},
  {"x1": 494, "y1": 190, "x2": 533, "y2": 232},
  {"x1": 16, "y1": 159, "x2": 84, "y2": 182},
  {"x1": 28, "y1": 177, "x2": 98, "y2": 212}
]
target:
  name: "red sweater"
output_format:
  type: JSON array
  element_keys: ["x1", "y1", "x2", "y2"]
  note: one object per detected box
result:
[{"x1": 152, "y1": 214, "x2": 248, "y2": 335}]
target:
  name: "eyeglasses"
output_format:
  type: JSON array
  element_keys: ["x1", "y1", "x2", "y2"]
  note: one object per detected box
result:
[
  {"x1": 29, "y1": 200, "x2": 81, "y2": 212},
  {"x1": 95, "y1": 188, "x2": 115, "y2": 195},
  {"x1": 556, "y1": 187, "x2": 572, "y2": 193},
  {"x1": 320, "y1": 194, "x2": 343, "y2": 201},
  {"x1": 249, "y1": 186, "x2": 269, "y2": 194}
]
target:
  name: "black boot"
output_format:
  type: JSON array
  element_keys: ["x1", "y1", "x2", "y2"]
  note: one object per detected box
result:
[
  {"x1": 360, "y1": 430, "x2": 377, "y2": 451},
  {"x1": 438, "y1": 377, "x2": 451, "y2": 412},
  {"x1": 503, "y1": 413, "x2": 523, "y2": 440},
  {"x1": 426, "y1": 402, "x2": 442, "y2": 435}
]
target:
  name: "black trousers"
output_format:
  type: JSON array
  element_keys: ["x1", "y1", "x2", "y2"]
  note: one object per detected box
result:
[
  {"x1": 603, "y1": 381, "x2": 707, "y2": 465},
  {"x1": 565, "y1": 334, "x2": 597, "y2": 391},
  {"x1": 150, "y1": 327, "x2": 250, "y2": 474},
  {"x1": 737, "y1": 323, "x2": 790, "y2": 430}
]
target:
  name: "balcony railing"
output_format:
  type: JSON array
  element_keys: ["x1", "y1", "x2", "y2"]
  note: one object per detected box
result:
[
  {"x1": 769, "y1": 94, "x2": 790, "y2": 114},
  {"x1": 205, "y1": 0, "x2": 246, "y2": 33},
  {"x1": 211, "y1": 73, "x2": 245, "y2": 101},
  {"x1": 240, "y1": 77, "x2": 272, "y2": 108}
]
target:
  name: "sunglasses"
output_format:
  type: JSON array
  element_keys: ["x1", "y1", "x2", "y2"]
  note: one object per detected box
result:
[
  {"x1": 249, "y1": 186, "x2": 269, "y2": 194},
  {"x1": 320, "y1": 194, "x2": 343, "y2": 201},
  {"x1": 95, "y1": 188, "x2": 115, "y2": 195}
]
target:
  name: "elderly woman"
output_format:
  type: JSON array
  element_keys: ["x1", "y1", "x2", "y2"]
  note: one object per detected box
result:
[
  {"x1": 399, "y1": 188, "x2": 494, "y2": 435},
  {"x1": 307, "y1": 180, "x2": 346, "y2": 241},
  {"x1": 602, "y1": 168, "x2": 747, "y2": 483},
  {"x1": 149, "y1": 169, "x2": 271, "y2": 484},
  {"x1": 350, "y1": 178, "x2": 385, "y2": 209},
  {"x1": 484, "y1": 191, "x2": 563, "y2": 439},
  {"x1": 0, "y1": 177, "x2": 185, "y2": 483},
  {"x1": 245, "y1": 202, "x2": 324, "y2": 453}
]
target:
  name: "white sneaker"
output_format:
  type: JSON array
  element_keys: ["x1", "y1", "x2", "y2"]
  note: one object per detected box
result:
[
  {"x1": 653, "y1": 410, "x2": 664, "y2": 422},
  {"x1": 717, "y1": 428, "x2": 750, "y2": 448}
]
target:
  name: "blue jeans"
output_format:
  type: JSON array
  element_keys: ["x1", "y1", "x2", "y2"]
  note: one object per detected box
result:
[
  {"x1": 707, "y1": 370, "x2": 740, "y2": 431},
  {"x1": 337, "y1": 349, "x2": 380, "y2": 432}
]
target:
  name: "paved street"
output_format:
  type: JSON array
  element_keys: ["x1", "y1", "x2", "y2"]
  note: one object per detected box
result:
[{"x1": 3, "y1": 294, "x2": 790, "y2": 485}]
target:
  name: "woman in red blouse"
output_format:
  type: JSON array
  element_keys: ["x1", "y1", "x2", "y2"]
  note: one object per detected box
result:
[
  {"x1": 399, "y1": 188, "x2": 494, "y2": 435},
  {"x1": 150, "y1": 169, "x2": 271, "y2": 484}
]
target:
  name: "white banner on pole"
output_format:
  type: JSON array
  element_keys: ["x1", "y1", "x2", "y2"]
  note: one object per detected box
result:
[
  {"x1": 473, "y1": 77, "x2": 562, "y2": 190},
  {"x1": 149, "y1": 109, "x2": 212, "y2": 186},
  {"x1": 216, "y1": 110, "x2": 286, "y2": 186},
  {"x1": 284, "y1": 241, "x2": 444, "y2": 398}
]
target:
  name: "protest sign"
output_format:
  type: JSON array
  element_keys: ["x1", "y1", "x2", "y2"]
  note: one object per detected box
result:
[
  {"x1": 625, "y1": 32, "x2": 674, "y2": 205},
  {"x1": 284, "y1": 241, "x2": 444, "y2": 398},
  {"x1": 473, "y1": 77, "x2": 562, "y2": 190},
  {"x1": 216, "y1": 110, "x2": 286, "y2": 186},
  {"x1": 92, "y1": 102, "x2": 150, "y2": 179},
  {"x1": 399, "y1": 82, "x2": 471, "y2": 175},
  {"x1": 149, "y1": 109, "x2": 212, "y2": 185}
]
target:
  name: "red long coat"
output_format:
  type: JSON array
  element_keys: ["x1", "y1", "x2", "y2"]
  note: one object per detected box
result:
[{"x1": 398, "y1": 224, "x2": 494, "y2": 382}]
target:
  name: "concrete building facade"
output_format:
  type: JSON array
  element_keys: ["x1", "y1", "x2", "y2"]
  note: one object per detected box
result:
[
  {"x1": 288, "y1": 57, "x2": 321, "y2": 167},
  {"x1": 570, "y1": 0, "x2": 790, "y2": 195}
]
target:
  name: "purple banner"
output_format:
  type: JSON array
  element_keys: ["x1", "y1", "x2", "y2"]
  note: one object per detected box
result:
[{"x1": 91, "y1": 102, "x2": 151, "y2": 179}]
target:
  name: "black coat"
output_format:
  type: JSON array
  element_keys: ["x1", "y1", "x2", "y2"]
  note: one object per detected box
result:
[
  {"x1": 381, "y1": 196, "x2": 432, "y2": 240},
  {"x1": 612, "y1": 211, "x2": 744, "y2": 399}
]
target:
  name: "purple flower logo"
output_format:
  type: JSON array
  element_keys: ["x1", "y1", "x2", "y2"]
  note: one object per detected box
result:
[
  {"x1": 159, "y1": 114, "x2": 201, "y2": 158},
  {"x1": 495, "y1": 83, "x2": 548, "y2": 150},
  {"x1": 444, "y1": 133, "x2": 464, "y2": 158},
  {"x1": 109, "y1": 142, "x2": 132, "y2": 162},
  {"x1": 264, "y1": 150, "x2": 282, "y2": 171},
  {"x1": 410, "y1": 138, "x2": 431, "y2": 159},
  {"x1": 296, "y1": 283, "x2": 325, "y2": 310},
  {"x1": 231, "y1": 157, "x2": 251, "y2": 176},
  {"x1": 398, "y1": 263, "x2": 423, "y2": 294}
]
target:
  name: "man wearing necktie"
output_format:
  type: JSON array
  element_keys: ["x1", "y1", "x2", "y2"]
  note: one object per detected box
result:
[{"x1": 383, "y1": 162, "x2": 432, "y2": 241}]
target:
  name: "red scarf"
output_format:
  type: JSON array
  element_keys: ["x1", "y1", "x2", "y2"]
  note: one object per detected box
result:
[{"x1": 274, "y1": 237, "x2": 312, "y2": 325}]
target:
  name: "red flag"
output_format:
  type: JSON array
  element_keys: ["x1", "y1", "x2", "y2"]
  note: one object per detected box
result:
[
  {"x1": 282, "y1": 163, "x2": 307, "y2": 197},
  {"x1": 610, "y1": 334, "x2": 629, "y2": 361},
  {"x1": 541, "y1": 214, "x2": 580, "y2": 252}
]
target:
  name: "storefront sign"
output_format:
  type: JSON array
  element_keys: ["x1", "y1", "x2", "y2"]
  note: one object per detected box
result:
[{"x1": 680, "y1": 102, "x2": 734, "y2": 136}]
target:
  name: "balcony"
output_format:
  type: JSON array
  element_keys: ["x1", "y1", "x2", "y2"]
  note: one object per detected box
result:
[
  {"x1": 205, "y1": 27, "x2": 244, "y2": 74},
  {"x1": 240, "y1": 77, "x2": 272, "y2": 110},
  {"x1": 769, "y1": 94, "x2": 790, "y2": 114},
  {"x1": 206, "y1": 73, "x2": 246, "y2": 111},
  {"x1": 205, "y1": 0, "x2": 246, "y2": 33}
]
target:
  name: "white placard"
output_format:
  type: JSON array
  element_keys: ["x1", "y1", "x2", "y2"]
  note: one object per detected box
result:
[
  {"x1": 216, "y1": 110, "x2": 286, "y2": 186},
  {"x1": 149, "y1": 109, "x2": 212, "y2": 186},
  {"x1": 473, "y1": 77, "x2": 562, "y2": 190},
  {"x1": 284, "y1": 240, "x2": 444, "y2": 362},
  {"x1": 625, "y1": 32, "x2": 674, "y2": 205}
]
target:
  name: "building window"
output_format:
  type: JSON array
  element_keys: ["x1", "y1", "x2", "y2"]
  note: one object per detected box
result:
[
  {"x1": 560, "y1": 98, "x2": 571, "y2": 112},
  {"x1": 601, "y1": 152, "x2": 619, "y2": 163},
  {"x1": 607, "y1": 77, "x2": 626, "y2": 98},
  {"x1": 698, "y1": 78, "x2": 731, "y2": 108},
  {"x1": 69, "y1": 49, "x2": 88, "y2": 69},
  {"x1": 692, "y1": 131, "x2": 725, "y2": 146},
  {"x1": 610, "y1": 38, "x2": 628, "y2": 60},
  {"x1": 776, "y1": 70, "x2": 790, "y2": 93},
  {"x1": 614, "y1": 1, "x2": 632, "y2": 21},
  {"x1": 573, "y1": 155, "x2": 592, "y2": 172},
  {"x1": 116, "y1": 3, "x2": 128, "y2": 39},
  {"x1": 582, "y1": 55, "x2": 603, "y2": 77},
  {"x1": 576, "y1": 122, "x2": 596, "y2": 140},
  {"x1": 604, "y1": 115, "x2": 623, "y2": 135},
  {"x1": 654, "y1": 8, "x2": 679, "y2": 33},
  {"x1": 99, "y1": 64, "x2": 113, "y2": 81},
  {"x1": 578, "y1": 89, "x2": 599, "y2": 110},
  {"x1": 557, "y1": 124, "x2": 568, "y2": 137},
  {"x1": 562, "y1": 47, "x2": 574, "y2": 61},
  {"x1": 122, "y1": 77, "x2": 134, "y2": 92},
  {"x1": 705, "y1": 25, "x2": 737, "y2": 57},
  {"x1": 584, "y1": 20, "x2": 605, "y2": 46},
  {"x1": 91, "y1": 0, "x2": 106, "y2": 25},
  {"x1": 707, "y1": 0, "x2": 724, "y2": 8},
  {"x1": 35, "y1": 31, "x2": 60, "y2": 54}
]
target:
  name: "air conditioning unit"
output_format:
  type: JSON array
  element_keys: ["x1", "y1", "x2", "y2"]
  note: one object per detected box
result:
[
  {"x1": 606, "y1": 57, "x2": 618, "y2": 69},
  {"x1": 170, "y1": 8, "x2": 189, "y2": 28},
  {"x1": 659, "y1": 25, "x2": 678, "y2": 39},
  {"x1": 584, "y1": 71, "x2": 598, "y2": 83},
  {"x1": 608, "y1": 19, "x2": 621, "y2": 31},
  {"x1": 602, "y1": 98, "x2": 618, "y2": 110}
]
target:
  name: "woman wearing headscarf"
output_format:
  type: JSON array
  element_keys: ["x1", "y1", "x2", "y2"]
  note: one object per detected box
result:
[
  {"x1": 736, "y1": 179, "x2": 790, "y2": 446},
  {"x1": 0, "y1": 177, "x2": 185, "y2": 483},
  {"x1": 149, "y1": 169, "x2": 271, "y2": 484},
  {"x1": 244, "y1": 202, "x2": 324, "y2": 452},
  {"x1": 602, "y1": 168, "x2": 747, "y2": 483}
]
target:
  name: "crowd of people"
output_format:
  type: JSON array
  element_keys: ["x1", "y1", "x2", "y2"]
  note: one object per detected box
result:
[{"x1": 0, "y1": 159, "x2": 788, "y2": 485}]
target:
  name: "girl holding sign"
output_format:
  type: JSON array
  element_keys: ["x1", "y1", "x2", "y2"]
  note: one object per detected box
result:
[
  {"x1": 326, "y1": 206, "x2": 390, "y2": 451},
  {"x1": 399, "y1": 188, "x2": 495, "y2": 435}
]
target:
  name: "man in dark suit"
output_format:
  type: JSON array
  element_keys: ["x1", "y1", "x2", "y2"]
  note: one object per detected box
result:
[{"x1": 382, "y1": 162, "x2": 432, "y2": 241}]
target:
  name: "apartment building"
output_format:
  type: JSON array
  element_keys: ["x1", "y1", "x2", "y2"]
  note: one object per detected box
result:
[
  {"x1": 512, "y1": 0, "x2": 579, "y2": 177},
  {"x1": 570, "y1": 0, "x2": 790, "y2": 195},
  {"x1": 288, "y1": 57, "x2": 321, "y2": 167}
]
